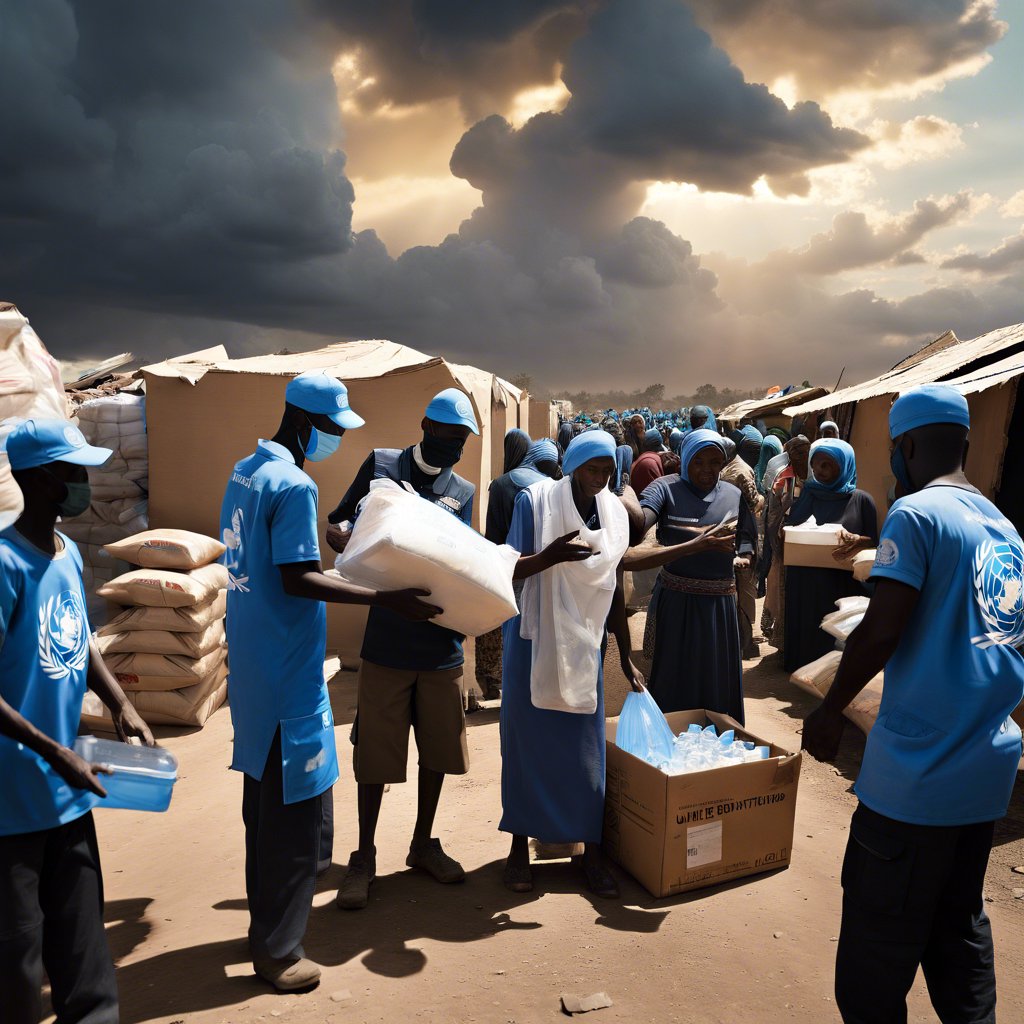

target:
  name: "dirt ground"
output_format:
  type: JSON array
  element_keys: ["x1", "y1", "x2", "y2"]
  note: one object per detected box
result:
[{"x1": 77, "y1": 606, "x2": 1024, "y2": 1024}]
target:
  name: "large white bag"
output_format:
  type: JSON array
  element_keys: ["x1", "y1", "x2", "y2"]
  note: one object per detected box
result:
[
  {"x1": 0, "y1": 304, "x2": 70, "y2": 529},
  {"x1": 335, "y1": 479, "x2": 519, "y2": 637}
]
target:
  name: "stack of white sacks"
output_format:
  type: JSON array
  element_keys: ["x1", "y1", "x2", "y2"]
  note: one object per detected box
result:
[
  {"x1": 63, "y1": 390, "x2": 150, "y2": 625},
  {"x1": 81, "y1": 530, "x2": 230, "y2": 730}
]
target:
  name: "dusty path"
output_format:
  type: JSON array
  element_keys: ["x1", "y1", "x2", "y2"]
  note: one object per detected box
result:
[{"x1": 80, "y1": 616, "x2": 1024, "y2": 1024}]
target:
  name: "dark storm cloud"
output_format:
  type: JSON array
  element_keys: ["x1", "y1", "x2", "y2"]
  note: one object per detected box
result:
[
  {"x1": 689, "y1": 0, "x2": 1007, "y2": 98},
  {"x1": 1, "y1": 0, "x2": 1015, "y2": 393},
  {"x1": 311, "y1": 0, "x2": 589, "y2": 118}
]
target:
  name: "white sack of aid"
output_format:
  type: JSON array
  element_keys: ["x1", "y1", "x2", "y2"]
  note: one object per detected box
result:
[{"x1": 334, "y1": 479, "x2": 520, "y2": 636}]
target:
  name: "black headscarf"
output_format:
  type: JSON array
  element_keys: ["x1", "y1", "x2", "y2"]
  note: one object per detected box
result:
[{"x1": 503, "y1": 428, "x2": 531, "y2": 473}]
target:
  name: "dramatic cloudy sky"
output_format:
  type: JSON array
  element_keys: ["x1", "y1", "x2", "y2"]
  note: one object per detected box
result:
[{"x1": 2, "y1": 0, "x2": 1022, "y2": 392}]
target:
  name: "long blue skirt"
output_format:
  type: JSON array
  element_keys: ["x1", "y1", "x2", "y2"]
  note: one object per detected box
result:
[
  {"x1": 647, "y1": 580, "x2": 745, "y2": 724},
  {"x1": 498, "y1": 615, "x2": 606, "y2": 844}
]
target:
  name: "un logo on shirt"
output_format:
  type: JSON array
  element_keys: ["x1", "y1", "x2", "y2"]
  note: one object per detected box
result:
[
  {"x1": 971, "y1": 539, "x2": 1024, "y2": 650},
  {"x1": 38, "y1": 591, "x2": 89, "y2": 680}
]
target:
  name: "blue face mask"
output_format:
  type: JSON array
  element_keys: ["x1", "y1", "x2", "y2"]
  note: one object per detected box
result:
[
  {"x1": 890, "y1": 442, "x2": 913, "y2": 493},
  {"x1": 305, "y1": 423, "x2": 342, "y2": 462}
]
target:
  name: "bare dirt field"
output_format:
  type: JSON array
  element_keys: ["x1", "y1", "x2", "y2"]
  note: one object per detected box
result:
[{"x1": 76, "y1": 609, "x2": 1024, "y2": 1024}]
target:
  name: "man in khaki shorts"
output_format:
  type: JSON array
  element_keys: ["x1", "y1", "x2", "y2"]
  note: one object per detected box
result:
[{"x1": 326, "y1": 388, "x2": 478, "y2": 908}]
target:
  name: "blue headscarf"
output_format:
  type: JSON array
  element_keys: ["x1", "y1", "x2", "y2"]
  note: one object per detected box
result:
[
  {"x1": 790, "y1": 439, "x2": 857, "y2": 523},
  {"x1": 740, "y1": 424, "x2": 763, "y2": 445},
  {"x1": 510, "y1": 438, "x2": 559, "y2": 488},
  {"x1": 755, "y1": 435, "x2": 784, "y2": 493},
  {"x1": 556, "y1": 421, "x2": 574, "y2": 454},
  {"x1": 669, "y1": 428, "x2": 685, "y2": 454},
  {"x1": 563, "y1": 430, "x2": 617, "y2": 476},
  {"x1": 503, "y1": 428, "x2": 531, "y2": 473},
  {"x1": 613, "y1": 444, "x2": 634, "y2": 495},
  {"x1": 679, "y1": 429, "x2": 726, "y2": 485},
  {"x1": 689, "y1": 405, "x2": 717, "y2": 432}
]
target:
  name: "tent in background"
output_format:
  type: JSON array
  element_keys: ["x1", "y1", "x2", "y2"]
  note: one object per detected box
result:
[{"x1": 784, "y1": 322, "x2": 1024, "y2": 528}]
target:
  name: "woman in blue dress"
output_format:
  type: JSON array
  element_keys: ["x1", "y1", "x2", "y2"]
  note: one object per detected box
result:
[
  {"x1": 500, "y1": 431, "x2": 639, "y2": 897},
  {"x1": 625, "y1": 429, "x2": 757, "y2": 722}
]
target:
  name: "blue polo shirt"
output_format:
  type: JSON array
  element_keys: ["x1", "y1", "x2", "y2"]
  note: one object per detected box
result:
[
  {"x1": 221, "y1": 441, "x2": 338, "y2": 798},
  {"x1": 856, "y1": 485, "x2": 1024, "y2": 826},
  {"x1": 0, "y1": 527, "x2": 96, "y2": 836}
]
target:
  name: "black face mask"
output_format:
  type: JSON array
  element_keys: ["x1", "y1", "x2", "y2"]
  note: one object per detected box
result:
[{"x1": 420, "y1": 433, "x2": 465, "y2": 469}]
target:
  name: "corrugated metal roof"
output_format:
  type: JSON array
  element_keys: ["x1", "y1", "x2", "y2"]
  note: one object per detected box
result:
[
  {"x1": 721, "y1": 386, "x2": 829, "y2": 421},
  {"x1": 784, "y1": 322, "x2": 1024, "y2": 415},
  {"x1": 946, "y1": 350, "x2": 1024, "y2": 395}
]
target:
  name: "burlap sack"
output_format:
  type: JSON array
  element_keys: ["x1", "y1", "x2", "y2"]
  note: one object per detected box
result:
[
  {"x1": 103, "y1": 529, "x2": 225, "y2": 570},
  {"x1": 104, "y1": 646, "x2": 227, "y2": 691},
  {"x1": 80, "y1": 663, "x2": 228, "y2": 730},
  {"x1": 102, "y1": 591, "x2": 226, "y2": 633},
  {"x1": 134, "y1": 676, "x2": 228, "y2": 728},
  {"x1": 98, "y1": 563, "x2": 228, "y2": 608},
  {"x1": 97, "y1": 619, "x2": 225, "y2": 658}
]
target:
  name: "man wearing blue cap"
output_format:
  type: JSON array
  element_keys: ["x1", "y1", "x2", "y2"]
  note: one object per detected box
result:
[
  {"x1": 221, "y1": 370, "x2": 439, "y2": 992},
  {"x1": 325, "y1": 387, "x2": 479, "y2": 910},
  {"x1": 803, "y1": 384, "x2": 1024, "y2": 1024},
  {"x1": 0, "y1": 419, "x2": 156, "y2": 1024}
]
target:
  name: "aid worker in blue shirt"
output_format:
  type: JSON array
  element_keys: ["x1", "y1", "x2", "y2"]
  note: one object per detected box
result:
[
  {"x1": 0, "y1": 419, "x2": 155, "y2": 1024},
  {"x1": 221, "y1": 371, "x2": 439, "y2": 993},
  {"x1": 325, "y1": 388, "x2": 478, "y2": 911},
  {"x1": 803, "y1": 384, "x2": 1024, "y2": 1024}
]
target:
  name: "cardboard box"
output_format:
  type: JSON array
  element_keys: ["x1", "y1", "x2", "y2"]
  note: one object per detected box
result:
[
  {"x1": 783, "y1": 539, "x2": 854, "y2": 571},
  {"x1": 604, "y1": 710, "x2": 801, "y2": 898}
]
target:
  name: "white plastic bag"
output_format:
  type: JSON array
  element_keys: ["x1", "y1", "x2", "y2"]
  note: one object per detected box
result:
[{"x1": 335, "y1": 479, "x2": 519, "y2": 637}]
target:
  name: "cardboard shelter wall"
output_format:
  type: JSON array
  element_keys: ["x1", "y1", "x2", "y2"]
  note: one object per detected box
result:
[
  {"x1": 529, "y1": 400, "x2": 559, "y2": 441},
  {"x1": 846, "y1": 385, "x2": 1018, "y2": 523},
  {"x1": 143, "y1": 357, "x2": 516, "y2": 660}
]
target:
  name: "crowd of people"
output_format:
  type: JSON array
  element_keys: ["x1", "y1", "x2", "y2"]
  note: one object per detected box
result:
[{"x1": 2, "y1": 377, "x2": 1023, "y2": 1024}]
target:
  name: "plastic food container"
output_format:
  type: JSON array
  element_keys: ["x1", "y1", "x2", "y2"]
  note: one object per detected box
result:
[
  {"x1": 73, "y1": 736, "x2": 179, "y2": 812},
  {"x1": 783, "y1": 523, "x2": 843, "y2": 546}
]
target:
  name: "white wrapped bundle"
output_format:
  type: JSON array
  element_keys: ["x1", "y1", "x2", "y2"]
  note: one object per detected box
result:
[
  {"x1": 335, "y1": 479, "x2": 519, "y2": 637},
  {"x1": 789, "y1": 649, "x2": 842, "y2": 699}
]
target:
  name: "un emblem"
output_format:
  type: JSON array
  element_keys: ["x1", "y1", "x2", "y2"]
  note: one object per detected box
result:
[{"x1": 971, "y1": 539, "x2": 1024, "y2": 649}]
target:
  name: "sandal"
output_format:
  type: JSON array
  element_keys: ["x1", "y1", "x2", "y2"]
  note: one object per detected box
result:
[
  {"x1": 573, "y1": 855, "x2": 619, "y2": 899},
  {"x1": 502, "y1": 860, "x2": 534, "y2": 893}
]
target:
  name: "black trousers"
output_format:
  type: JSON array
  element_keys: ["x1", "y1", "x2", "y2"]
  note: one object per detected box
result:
[
  {"x1": 836, "y1": 803, "x2": 997, "y2": 1024},
  {"x1": 242, "y1": 730, "x2": 329, "y2": 962},
  {"x1": 0, "y1": 812, "x2": 119, "y2": 1024}
]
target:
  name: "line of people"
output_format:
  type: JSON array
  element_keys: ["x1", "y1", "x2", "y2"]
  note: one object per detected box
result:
[{"x1": 4, "y1": 379, "x2": 1022, "y2": 1024}]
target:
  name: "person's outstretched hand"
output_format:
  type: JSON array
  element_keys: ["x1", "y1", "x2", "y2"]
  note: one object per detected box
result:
[
  {"x1": 543, "y1": 530, "x2": 597, "y2": 567},
  {"x1": 801, "y1": 704, "x2": 845, "y2": 762}
]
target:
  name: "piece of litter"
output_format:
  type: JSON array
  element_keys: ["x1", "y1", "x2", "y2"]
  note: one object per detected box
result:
[
  {"x1": 773, "y1": 931, "x2": 784, "y2": 939},
  {"x1": 560, "y1": 992, "x2": 613, "y2": 1015},
  {"x1": 329, "y1": 990, "x2": 354, "y2": 1005},
  {"x1": 1013, "y1": 866, "x2": 1024, "y2": 875},
  {"x1": 1012, "y1": 888, "x2": 1024, "y2": 900}
]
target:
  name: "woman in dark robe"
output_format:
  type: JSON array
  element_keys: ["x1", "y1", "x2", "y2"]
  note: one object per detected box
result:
[
  {"x1": 782, "y1": 439, "x2": 878, "y2": 672},
  {"x1": 503, "y1": 428, "x2": 531, "y2": 474},
  {"x1": 625, "y1": 430, "x2": 757, "y2": 722}
]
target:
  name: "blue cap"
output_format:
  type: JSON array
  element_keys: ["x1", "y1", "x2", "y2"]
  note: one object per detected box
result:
[
  {"x1": 285, "y1": 370, "x2": 365, "y2": 429},
  {"x1": 889, "y1": 384, "x2": 970, "y2": 439},
  {"x1": 3, "y1": 419, "x2": 113, "y2": 471},
  {"x1": 563, "y1": 430, "x2": 616, "y2": 476},
  {"x1": 643, "y1": 427, "x2": 665, "y2": 450},
  {"x1": 425, "y1": 388, "x2": 479, "y2": 434}
]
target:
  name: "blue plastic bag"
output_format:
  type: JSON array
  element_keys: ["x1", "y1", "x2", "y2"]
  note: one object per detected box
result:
[{"x1": 616, "y1": 687, "x2": 675, "y2": 764}]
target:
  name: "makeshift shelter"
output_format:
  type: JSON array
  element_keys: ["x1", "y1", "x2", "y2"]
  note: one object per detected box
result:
[
  {"x1": 784, "y1": 323, "x2": 1024, "y2": 526},
  {"x1": 719, "y1": 386, "x2": 830, "y2": 433},
  {"x1": 140, "y1": 340, "x2": 528, "y2": 659},
  {"x1": 529, "y1": 399, "x2": 561, "y2": 442}
]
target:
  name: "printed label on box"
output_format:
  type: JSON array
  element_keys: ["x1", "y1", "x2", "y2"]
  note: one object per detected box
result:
[{"x1": 686, "y1": 821, "x2": 723, "y2": 869}]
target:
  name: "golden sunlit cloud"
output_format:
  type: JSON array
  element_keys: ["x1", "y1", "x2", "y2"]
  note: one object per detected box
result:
[
  {"x1": 350, "y1": 175, "x2": 480, "y2": 254},
  {"x1": 1001, "y1": 190, "x2": 1024, "y2": 218},
  {"x1": 508, "y1": 78, "x2": 571, "y2": 126}
]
